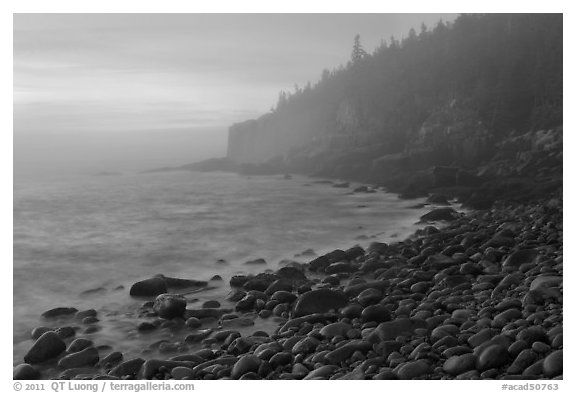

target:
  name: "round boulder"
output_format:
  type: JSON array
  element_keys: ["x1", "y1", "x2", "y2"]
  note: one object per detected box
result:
[{"x1": 153, "y1": 294, "x2": 187, "y2": 319}]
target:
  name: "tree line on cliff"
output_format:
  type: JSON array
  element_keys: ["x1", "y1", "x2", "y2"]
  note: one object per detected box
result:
[{"x1": 268, "y1": 13, "x2": 561, "y2": 153}]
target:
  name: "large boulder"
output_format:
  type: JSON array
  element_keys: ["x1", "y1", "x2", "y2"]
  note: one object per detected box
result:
[
  {"x1": 292, "y1": 289, "x2": 349, "y2": 317},
  {"x1": 129, "y1": 277, "x2": 167, "y2": 297},
  {"x1": 24, "y1": 331, "x2": 66, "y2": 364},
  {"x1": 153, "y1": 294, "x2": 187, "y2": 319},
  {"x1": 13, "y1": 364, "x2": 40, "y2": 380},
  {"x1": 420, "y1": 208, "x2": 460, "y2": 222},
  {"x1": 58, "y1": 347, "x2": 99, "y2": 369}
]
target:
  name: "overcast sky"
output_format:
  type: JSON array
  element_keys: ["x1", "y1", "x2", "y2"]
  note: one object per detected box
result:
[{"x1": 14, "y1": 13, "x2": 458, "y2": 174}]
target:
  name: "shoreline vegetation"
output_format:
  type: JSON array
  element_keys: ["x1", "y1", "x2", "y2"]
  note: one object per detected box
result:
[{"x1": 14, "y1": 193, "x2": 563, "y2": 380}]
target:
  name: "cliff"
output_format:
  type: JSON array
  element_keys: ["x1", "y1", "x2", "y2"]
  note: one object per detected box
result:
[{"x1": 223, "y1": 14, "x2": 562, "y2": 205}]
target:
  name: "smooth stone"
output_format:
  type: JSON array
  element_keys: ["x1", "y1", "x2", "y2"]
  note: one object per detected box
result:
[
  {"x1": 325, "y1": 340, "x2": 372, "y2": 364},
  {"x1": 503, "y1": 249, "x2": 539, "y2": 268},
  {"x1": 41, "y1": 307, "x2": 78, "y2": 319},
  {"x1": 231, "y1": 354, "x2": 261, "y2": 379},
  {"x1": 420, "y1": 208, "x2": 459, "y2": 222},
  {"x1": 171, "y1": 366, "x2": 194, "y2": 380},
  {"x1": 98, "y1": 351, "x2": 123, "y2": 368},
  {"x1": 58, "y1": 347, "x2": 99, "y2": 369},
  {"x1": 24, "y1": 331, "x2": 66, "y2": 364},
  {"x1": 108, "y1": 358, "x2": 145, "y2": 377},
  {"x1": 303, "y1": 365, "x2": 339, "y2": 380},
  {"x1": 396, "y1": 360, "x2": 432, "y2": 379},
  {"x1": 320, "y1": 322, "x2": 352, "y2": 339},
  {"x1": 185, "y1": 317, "x2": 202, "y2": 328},
  {"x1": 67, "y1": 338, "x2": 93, "y2": 353},
  {"x1": 542, "y1": 350, "x2": 562, "y2": 378},
  {"x1": 153, "y1": 294, "x2": 187, "y2": 319},
  {"x1": 361, "y1": 304, "x2": 392, "y2": 323},
  {"x1": 443, "y1": 353, "x2": 477, "y2": 376},
  {"x1": 367, "y1": 318, "x2": 427, "y2": 343},
  {"x1": 140, "y1": 359, "x2": 197, "y2": 379},
  {"x1": 476, "y1": 344, "x2": 510, "y2": 371},
  {"x1": 202, "y1": 300, "x2": 221, "y2": 308},
  {"x1": 270, "y1": 290, "x2": 298, "y2": 304},
  {"x1": 292, "y1": 289, "x2": 348, "y2": 317},
  {"x1": 269, "y1": 352, "x2": 293, "y2": 368},
  {"x1": 129, "y1": 277, "x2": 167, "y2": 297},
  {"x1": 30, "y1": 327, "x2": 53, "y2": 340},
  {"x1": 13, "y1": 364, "x2": 40, "y2": 380}
]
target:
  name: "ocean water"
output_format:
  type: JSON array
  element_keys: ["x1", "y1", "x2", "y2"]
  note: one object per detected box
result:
[{"x1": 13, "y1": 171, "x2": 429, "y2": 365}]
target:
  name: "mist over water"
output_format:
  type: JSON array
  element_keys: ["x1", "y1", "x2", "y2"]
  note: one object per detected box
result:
[
  {"x1": 13, "y1": 171, "x2": 428, "y2": 364},
  {"x1": 13, "y1": 128, "x2": 228, "y2": 178}
]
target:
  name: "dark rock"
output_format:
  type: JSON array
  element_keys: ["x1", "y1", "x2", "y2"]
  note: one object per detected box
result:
[
  {"x1": 138, "y1": 322, "x2": 156, "y2": 332},
  {"x1": 367, "y1": 318, "x2": 427, "y2": 343},
  {"x1": 361, "y1": 304, "x2": 391, "y2": 323},
  {"x1": 158, "y1": 275, "x2": 208, "y2": 289},
  {"x1": 265, "y1": 279, "x2": 294, "y2": 296},
  {"x1": 108, "y1": 358, "x2": 145, "y2": 378},
  {"x1": 58, "y1": 347, "x2": 99, "y2": 369},
  {"x1": 13, "y1": 364, "x2": 40, "y2": 380},
  {"x1": 503, "y1": 249, "x2": 539, "y2": 268},
  {"x1": 292, "y1": 289, "x2": 348, "y2": 317},
  {"x1": 420, "y1": 208, "x2": 459, "y2": 222},
  {"x1": 341, "y1": 304, "x2": 363, "y2": 319},
  {"x1": 41, "y1": 307, "x2": 78, "y2": 319},
  {"x1": 210, "y1": 275, "x2": 223, "y2": 281},
  {"x1": 476, "y1": 344, "x2": 510, "y2": 371},
  {"x1": 270, "y1": 291, "x2": 297, "y2": 304},
  {"x1": 185, "y1": 317, "x2": 202, "y2": 328},
  {"x1": 140, "y1": 359, "x2": 197, "y2": 379},
  {"x1": 230, "y1": 275, "x2": 250, "y2": 287},
  {"x1": 357, "y1": 288, "x2": 383, "y2": 306},
  {"x1": 325, "y1": 261, "x2": 357, "y2": 274},
  {"x1": 244, "y1": 258, "x2": 266, "y2": 265},
  {"x1": 129, "y1": 277, "x2": 167, "y2": 297},
  {"x1": 304, "y1": 365, "x2": 339, "y2": 380},
  {"x1": 153, "y1": 294, "x2": 187, "y2": 319},
  {"x1": 98, "y1": 351, "x2": 123, "y2": 368},
  {"x1": 344, "y1": 280, "x2": 388, "y2": 297},
  {"x1": 30, "y1": 327, "x2": 53, "y2": 340},
  {"x1": 67, "y1": 338, "x2": 93, "y2": 353},
  {"x1": 24, "y1": 331, "x2": 66, "y2": 364},
  {"x1": 443, "y1": 353, "x2": 477, "y2": 376},
  {"x1": 231, "y1": 354, "x2": 261, "y2": 379},
  {"x1": 276, "y1": 266, "x2": 307, "y2": 281},
  {"x1": 75, "y1": 309, "x2": 97, "y2": 319},
  {"x1": 396, "y1": 360, "x2": 431, "y2": 379},
  {"x1": 543, "y1": 350, "x2": 562, "y2": 378},
  {"x1": 202, "y1": 300, "x2": 221, "y2": 308},
  {"x1": 320, "y1": 322, "x2": 352, "y2": 339},
  {"x1": 325, "y1": 340, "x2": 372, "y2": 364}
]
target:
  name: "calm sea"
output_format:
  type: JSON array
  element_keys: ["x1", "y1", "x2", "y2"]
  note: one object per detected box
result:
[{"x1": 13, "y1": 171, "x2": 428, "y2": 364}]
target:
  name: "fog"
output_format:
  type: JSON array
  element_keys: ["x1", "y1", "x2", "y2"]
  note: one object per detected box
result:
[
  {"x1": 14, "y1": 14, "x2": 458, "y2": 177},
  {"x1": 14, "y1": 128, "x2": 227, "y2": 178}
]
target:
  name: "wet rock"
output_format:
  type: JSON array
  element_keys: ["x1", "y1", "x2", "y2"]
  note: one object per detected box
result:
[
  {"x1": 292, "y1": 289, "x2": 348, "y2": 317},
  {"x1": 41, "y1": 307, "x2": 78, "y2": 319},
  {"x1": 543, "y1": 350, "x2": 562, "y2": 378},
  {"x1": 67, "y1": 338, "x2": 93, "y2": 353},
  {"x1": 98, "y1": 351, "x2": 123, "y2": 368},
  {"x1": 276, "y1": 266, "x2": 307, "y2": 281},
  {"x1": 24, "y1": 331, "x2": 66, "y2": 364},
  {"x1": 171, "y1": 366, "x2": 194, "y2": 380},
  {"x1": 476, "y1": 344, "x2": 510, "y2": 371},
  {"x1": 320, "y1": 322, "x2": 352, "y2": 339},
  {"x1": 503, "y1": 249, "x2": 539, "y2": 268},
  {"x1": 270, "y1": 291, "x2": 297, "y2": 304},
  {"x1": 367, "y1": 318, "x2": 427, "y2": 343},
  {"x1": 420, "y1": 208, "x2": 459, "y2": 222},
  {"x1": 361, "y1": 304, "x2": 392, "y2": 323},
  {"x1": 244, "y1": 258, "x2": 267, "y2": 265},
  {"x1": 396, "y1": 360, "x2": 431, "y2": 379},
  {"x1": 153, "y1": 294, "x2": 187, "y2": 319},
  {"x1": 13, "y1": 364, "x2": 40, "y2": 380},
  {"x1": 129, "y1": 277, "x2": 167, "y2": 297},
  {"x1": 140, "y1": 359, "x2": 197, "y2": 379},
  {"x1": 230, "y1": 275, "x2": 250, "y2": 287},
  {"x1": 269, "y1": 352, "x2": 292, "y2": 368},
  {"x1": 58, "y1": 347, "x2": 99, "y2": 369},
  {"x1": 30, "y1": 327, "x2": 53, "y2": 340},
  {"x1": 108, "y1": 358, "x2": 145, "y2": 378},
  {"x1": 325, "y1": 340, "x2": 372, "y2": 364},
  {"x1": 443, "y1": 353, "x2": 477, "y2": 376},
  {"x1": 357, "y1": 288, "x2": 383, "y2": 306},
  {"x1": 202, "y1": 300, "x2": 221, "y2": 308},
  {"x1": 344, "y1": 281, "x2": 388, "y2": 297},
  {"x1": 303, "y1": 365, "x2": 339, "y2": 380},
  {"x1": 231, "y1": 354, "x2": 261, "y2": 379}
]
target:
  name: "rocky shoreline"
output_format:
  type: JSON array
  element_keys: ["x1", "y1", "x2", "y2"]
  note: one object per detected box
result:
[{"x1": 14, "y1": 199, "x2": 562, "y2": 380}]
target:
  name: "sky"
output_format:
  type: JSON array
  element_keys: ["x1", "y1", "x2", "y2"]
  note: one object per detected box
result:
[{"x1": 14, "y1": 13, "x2": 458, "y2": 175}]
